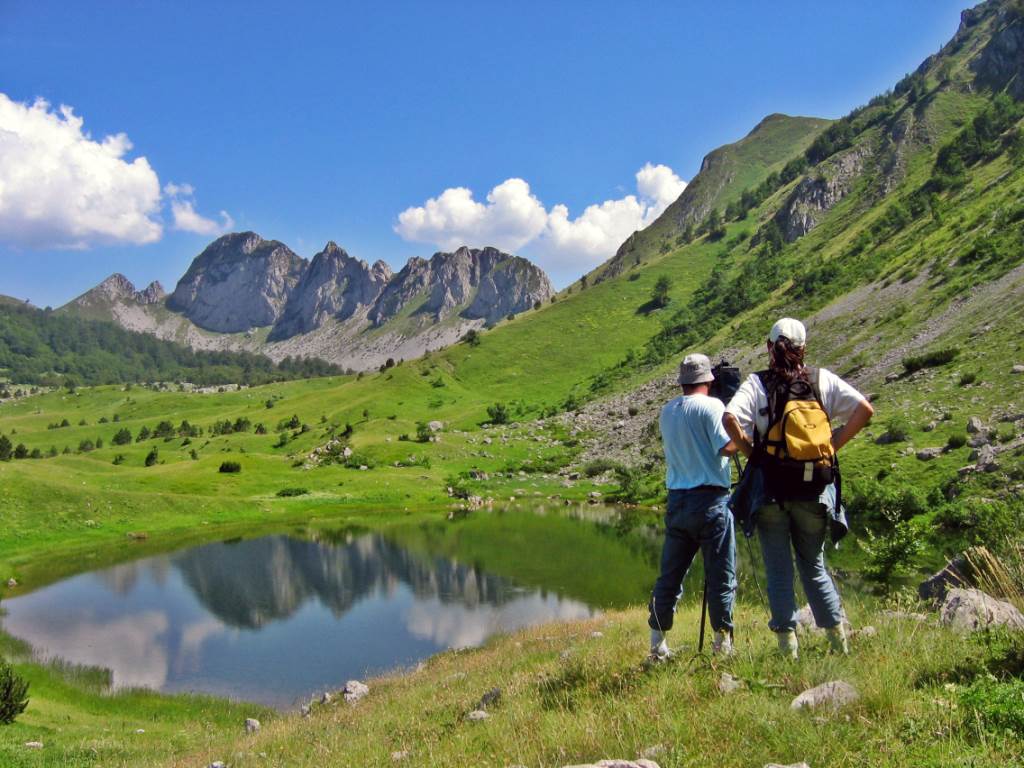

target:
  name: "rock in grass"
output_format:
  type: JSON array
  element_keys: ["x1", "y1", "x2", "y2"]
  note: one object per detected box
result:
[
  {"x1": 939, "y1": 588, "x2": 1024, "y2": 633},
  {"x1": 967, "y1": 416, "x2": 985, "y2": 434},
  {"x1": 718, "y1": 672, "x2": 743, "y2": 694},
  {"x1": 765, "y1": 763, "x2": 811, "y2": 768},
  {"x1": 1012, "y1": 364, "x2": 1024, "y2": 374},
  {"x1": 343, "y1": 680, "x2": 370, "y2": 703},
  {"x1": 467, "y1": 709, "x2": 489, "y2": 721},
  {"x1": 320, "y1": 691, "x2": 333, "y2": 705},
  {"x1": 918, "y1": 554, "x2": 970, "y2": 601},
  {"x1": 477, "y1": 686, "x2": 501, "y2": 709},
  {"x1": 562, "y1": 761, "x2": 661, "y2": 768},
  {"x1": 245, "y1": 717, "x2": 260, "y2": 734},
  {"x1": 24, "y1": 741, "x2": 43, "y2": 749},
  {"x1": 916, "y1": 447, "x2": 943, "y2": 461},
  {"x1": 391, "y1": 750, "x2": 410, "y2": 761},
  {"x1": 207, "y1": 763, "x2": 225, "y2": 768},
  {"x1": 790, "y1": 680, "x2": 859, "y2": 711},
  {"x1": 6, "y1": 578, "x2": 17, "y2": 588}
]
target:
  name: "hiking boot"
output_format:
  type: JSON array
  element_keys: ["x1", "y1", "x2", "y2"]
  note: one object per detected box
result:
[
  {"x1": 711, "y1": 629, "x2": 733, "y2": 656},
  {"x1": 826, "y1": 624, "x2": 849, "y2": 655},
  {"x1": 649, "y1": 629, "x2": 672, "y2": 661},
  {"x1": 776, "y1": 630, "x2": 799, "y2": 659}
]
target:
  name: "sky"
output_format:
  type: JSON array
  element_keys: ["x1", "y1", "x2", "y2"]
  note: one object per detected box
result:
[{"x1": 0, "y1": 0, "x2": 972, "y2": 307}]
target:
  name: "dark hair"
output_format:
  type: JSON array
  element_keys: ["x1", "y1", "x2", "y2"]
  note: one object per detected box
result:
[{"x1": 768, "y1": 336, "x2": 805, "y2": 383}]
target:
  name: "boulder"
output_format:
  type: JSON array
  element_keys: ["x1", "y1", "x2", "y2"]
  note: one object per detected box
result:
[
  {"x1": 919, "y1": 553, "x2": 970, "y2": 601},
  {"x1": 916, "y1": 447, "x2": 943, "y2": 461},
  {"x1": 1012, "y1": 364, "x2": 1024, "y2": 374},
  {"x1": 967, "y1": 434, "x2": 990, "y2": 448},
  {"x1": 343, "y1": 680, "x2": 370, "y2": 703},
  {"x1": 428, "y1": 420, "x2": 444, "y2": 432},
  {"x1": 970, "y1": 444, "x2": 999, "y2": 472},
  {"x1": 939, "y1": 588, "x2": 1024, "y2": 633},
  {"x1": 245, "y1": 717, "x2": 260, "y2": 734},
  {"x1": 467, "y1": 709, "x2": 489, "y2": 721},
  {"x1": 790, "y1": 680, "x2": 859, "y2": 711},
  {"x1": 967, "y1": 416, "x2": 985, "y2": 434}
]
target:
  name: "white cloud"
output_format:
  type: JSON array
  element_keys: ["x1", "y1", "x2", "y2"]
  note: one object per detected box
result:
[
  {"x1": 0, "y1": 94, "x2": 162, "y2": 248},
  {"x1": 0, "y1": 93, "x2": 232, "y2": 249},
  {"x1": 395, "y1": 177, "x2": 547, "y2": 253},
  {"x1": 394, "y1": 163, "x2": 686, "y2": 284},
  {"x1": 165, "y1": 182, "x2": 234, "y2": 236}
]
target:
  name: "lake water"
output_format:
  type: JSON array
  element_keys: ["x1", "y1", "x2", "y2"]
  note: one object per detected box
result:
[{"x1": 0, "y1": 508, "x2": 665, "y2": 707}]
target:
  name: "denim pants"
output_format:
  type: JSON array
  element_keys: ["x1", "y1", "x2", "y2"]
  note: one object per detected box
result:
[
  {"x1": 648, "y1": 488, "x2": 736, "y2": 633},
  {"x1": 756, "y1": 501, "x2": 844, "y2": 632}
]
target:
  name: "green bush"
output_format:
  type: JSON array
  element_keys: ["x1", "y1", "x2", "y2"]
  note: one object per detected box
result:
[
  {"x1": 486, "y1": 402, "x2": 510, "y2": 424},
  {"x1": 415, "y1": 422, "x2": 433, "y2": 443},
  {"x1": 883, "y1": 414, "x2": 913, "y2": 442},
  {"x1": 946, "y1": 433, "x2": 967, "y2": 450},
  {"x1": 0, "y1": 660, "x2": 29, "y2": 724},
  {"x1": 959, "y1": 372, "x2": 978, "y2": 386},
  {"x1": 144, "y1": 447, "x2": 159, "y2": 467},
  {"x1": 583, "y1": 458, "x2": 618, "y2": 478},
  {"x1": 219, "y1": 461, "x2": 241, "y2": 474},
  {"x1": 902, "y1": 347, "x2": 959, "y2": 373},
  {"x1": 862, "y1": 513, "x2": 926, "y2": 583},
  {"x1": 960, "y1": 676, "x2": 1024, "y2": 736},
  {"x1": 276, "y1": 487, "x2": 309, "y2": 497}
]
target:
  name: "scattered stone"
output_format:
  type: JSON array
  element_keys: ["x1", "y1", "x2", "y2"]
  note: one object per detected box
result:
[
  {"x1": 765, "y1": 764, "x2": 811, "y2": 768},
  {"x1": 561, "y1": 761, "x2": 661, "y2": 768},
  {"x1": 391, "y1": 750, "x2": 410, "y2": 761},
  {"x1": 885, "y1": 372, "x2": 900, "y2": 383},
  {"x1": 796, "y1": 604, "x2": 850, "y2": 634},
  {"x1": 590, "y1": 630, "x2": 604, "y2": 639},
  {"x1": 1012, "y1": 364, "x2": 1024, "y2": 374},
  {"x1": 791, "y1": 680, "x2": 860, "y2": 711},
  {"x1": 718, "y1": 672, "x2": 743, "y2": 694},
  {"x1": 639, "y1": 745, "x2": 666, "y2": 759},
  {"x1": 245, "y1": 717, "x2": 260, "y2": 734},
  {"x1": 568, "y1": 472, "x2": 581, "y2": 481},
  {"x1": 467, "y1": 709, "x2": 489, "y2": 721},
  {"x1": 939, "y1": 588, "x2": 1024, "y2": 633},
  {"x1": 967, "y1": 434, "x2": 990, "y2": 448},
  {"x1": 300, "y1": 704, "x2": 311, "y2": 717},
  {"x1": 321, "y1": 691, "x2": 333, "y2": 705},
  {"x1": 24, "y1": 741, "x2": 43, "y2": 749},
  {"x1": 207, "y1": 763, "x2": 225, "y2": 768},
  {"x1": 428, "y1": 420, "x2": 444, "y2": 432},
  {"x1": 126, "y1": 531, "x2": 148, "y2": 540},
  {"x1": 343, "y1": 680, "x2": 370, "y2": 703},
  {"x1": 6, "y1": 578, "x2": 17, "y2": 588},
  {"x1": 967, "y1": 416, "x2": 985, "y2": 434},
  {"x1": 916, "y1": 447, "x2": 943, "y2": 461},
  {"x1": 852, "y1": 625, "x2": 877, "y2": 639},
  {"x1": 923, "y1": 421, "x2": 937, "y2": 432}
]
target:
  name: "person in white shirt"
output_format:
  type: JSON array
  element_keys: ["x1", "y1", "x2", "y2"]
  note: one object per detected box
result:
[
  {"x1": 648, "y1": 353, "x2": 739, "y2": 659},
  {"x1": 722, "y1": 318, "x2": 873, "y2": 658}
]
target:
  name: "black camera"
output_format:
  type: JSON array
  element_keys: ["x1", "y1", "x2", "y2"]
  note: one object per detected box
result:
[{"x1": 709, "y1": 360, "x2": 741, "y2": 404}]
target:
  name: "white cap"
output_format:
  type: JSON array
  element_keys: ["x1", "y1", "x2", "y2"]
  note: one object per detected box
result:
[{"x1": 769, "y1": 317, "x2": 806, "y2": 348}]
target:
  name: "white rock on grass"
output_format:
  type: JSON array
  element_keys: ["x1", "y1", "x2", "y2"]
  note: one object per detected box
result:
[
  {"x1": 791, "y1": 680, "x2": 860, "y2": 711},
  {"x1": 245, "y1": 717, "x2": 260, "y2": 734},
  {"x1": 391, "y1": 750, "x2": 410, "y2": 761},
  {"x1": 967, "y1": 416, "x2": 985, "y2": 434},
  {"x1": 24, "y1": 741, "x2": 43, "y2": 749},
  {"x1": 939, "y1": 588, "x2": 1024, "y2": 633},
  {"x1": 343, "y1": 680, "x2": 370, "y2": 703},
  {"x1": 1012, "y1": 364, "x2": 1024, "y2": 374},
  {"x1": 718, "y1": 672, "x2": 743, "y2": 694},
  {"x1": 467, "y1": 709, "x2": 489, "y2": 721},
  {"x1": 796, "y1": 605, "x2": 850, "y2": 634},
  {"x1": 562, "y1": 761, "x2": 661, "y2": 768},
  {"x1": 7, "y1": 578, "x2": 17, "y2": 588},
  {"x1": 765, "y1": 763, "x2": 811, "y2": 768}
]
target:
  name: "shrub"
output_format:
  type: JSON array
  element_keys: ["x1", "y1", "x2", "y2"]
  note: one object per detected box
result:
[
  {"x1": 883, "y1": 414, "x2": 912, "y2": 442},
  {"x1": 219, "y1": 461, "x2": 241, "y2": 474},
  {"x1": 902, "y1": 347, "x2": 959, "y2": 373},
  {"x1": 144, "y1": 447, "x2": 159, "y2": 467},
  {"x1": 960, "y1": 677, "x2": 1024, "y2": 736},
  {"x1": 959, "y1": 372, "x2": 978, "y2": 386},
  {"x1": 415, "y1": 422, "x2": 433, "y2": 443},
  {"x1": 486, "y1": 402, "x2": 510, "y2": 424},
  {"x1": 862, "y1": 513, "x2": 926, "y2": 583},
  {"x1": 583, "y1": 458, "x2": 618, "y2": 478},
  {"x1": 112, "y1": 427, "x2": 132, "y2": 445},
  {"x1": 946, "y1": 433, "x2": 967, "y2": 450},
  {"x1": 0, "y1": 660, "x2": 29, "y2": 724},
  {"x1": 650, "y1": 276, "x2": 672, "y2": 308},
  {"x1": 276, "y1": 487, "x2": 309, "y2": 497},
  {"x1": 112, "y1": 454, "x2": 125, "y2": 465}
]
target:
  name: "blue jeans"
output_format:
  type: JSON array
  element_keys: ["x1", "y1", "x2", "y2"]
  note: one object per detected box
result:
[
  {"x1": 649, "y1": 488, "x2": 736, "y2": 633},
  {"x1": 756, "y1": 501, "x2": 844, "y2": 632}
]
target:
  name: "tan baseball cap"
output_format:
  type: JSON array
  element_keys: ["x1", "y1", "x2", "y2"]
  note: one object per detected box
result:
[{"x1": 678, "y1": 353, "x2": 714, "y2": 385}]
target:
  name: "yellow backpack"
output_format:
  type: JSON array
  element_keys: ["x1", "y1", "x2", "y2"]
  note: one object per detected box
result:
[{"x1": 755, "y1": 367, "x2": 836, "y2": 499}]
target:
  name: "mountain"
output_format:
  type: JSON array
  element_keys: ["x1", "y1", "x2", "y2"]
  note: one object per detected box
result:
[
  {"x1": 166, "y1": 232, "x2": 306, "y2": 333},
  {"x1": 61, "y1": 236, "x2": 553, "y2": 371}
]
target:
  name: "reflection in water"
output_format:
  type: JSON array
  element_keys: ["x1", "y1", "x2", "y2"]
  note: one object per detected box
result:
[{"x1": 1, "y1": 530, "x2": 597, "y2": 707}]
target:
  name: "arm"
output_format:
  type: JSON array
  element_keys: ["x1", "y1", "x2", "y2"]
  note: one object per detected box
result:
[
  {"x1": 722, "y1": 412, "x2": 753, "y2": 458},
  {"x1": 830, "y1": 398, "x2": 873, "y2": 453},
  {"x1": 719, "y1": 439, "x2": 739, "y2": 457}
]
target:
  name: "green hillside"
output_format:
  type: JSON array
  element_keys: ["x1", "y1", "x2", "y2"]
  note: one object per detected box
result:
[{"x1": 3, "y1": 3, "x2": 1024, "y2": 764}]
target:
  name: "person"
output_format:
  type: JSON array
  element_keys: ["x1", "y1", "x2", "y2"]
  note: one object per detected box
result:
[
  {"x1": 648, "y1": 353, "x2": 739, "y2": 659},
  {"x1": 722, "y1": 318, "x2": 873, "y2": 658}
]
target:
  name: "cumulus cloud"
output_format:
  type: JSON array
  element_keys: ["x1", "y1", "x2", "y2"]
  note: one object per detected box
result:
[
  {"x1": 0, "y1": 93, "x2": 231, "y2": 249},
  {"x1": 394, "y1": 163, "x2": 686, "y2": 283},
  {"x1": 395, "y1": 178, "x2": 547, "y2": 253},
  {"x1": 165, "y1": 182, "x2": 234, "y2": 236}
]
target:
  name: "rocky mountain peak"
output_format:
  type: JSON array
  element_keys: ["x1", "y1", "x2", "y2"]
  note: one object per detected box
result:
[
  {"x1": 138, "y1": 281, "x2": 166, "y2": 305},
  {"x1": 167, "y1": 232, "x2": 308, "y2": 333},
  {"x1": 96, "y1": 273, "x2": 139, "y2": 301}
]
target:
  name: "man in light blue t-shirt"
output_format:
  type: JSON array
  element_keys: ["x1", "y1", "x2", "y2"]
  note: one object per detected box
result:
[{"x1": 648, "y1": 353, "x2": 738, "y2": 659}]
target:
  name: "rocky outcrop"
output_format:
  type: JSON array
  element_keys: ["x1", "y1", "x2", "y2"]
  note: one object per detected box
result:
[
  {"x1": 66, "y1": 274, "x2": 166, "y2": 311},
  {"x1": 972, "y1": 6, "x2": 1024, "y2": 99},
  {"x1": 167, "y1": 232, "x2": 307, "y2": 333},
  {"x1": 270, "y1": 242, "x2": 391, "y2": 339},
  {"x1": 137, "y1": 281, "x2": 166, "y2": 305},
  {"x1": 939, "y1": 587, "x2": 1024, "y2": 632},
  {"x1": 370, "y1": 247, "x2": 552, "y2": 328},
  {"x1": 775, "y1": 147, "x2": 867, "y2": 242}
]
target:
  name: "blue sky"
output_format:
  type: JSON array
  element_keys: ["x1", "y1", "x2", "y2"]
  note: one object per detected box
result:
[{"x1": 0, "y1": 0, "x2": 970, "y2": 306}]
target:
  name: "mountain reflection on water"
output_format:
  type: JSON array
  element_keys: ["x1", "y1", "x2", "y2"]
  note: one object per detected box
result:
[{"x1": 1, "y1": 526, "x2": 614, "y2": 707}]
